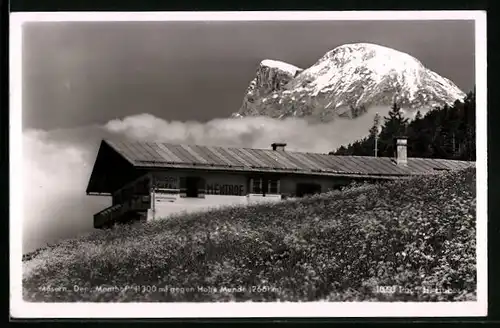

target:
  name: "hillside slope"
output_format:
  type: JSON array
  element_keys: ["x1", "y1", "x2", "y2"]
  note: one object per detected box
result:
[
  {"x1": 235, "y1": 43, "x2": 465, "y2": 122},
  {"x1": 23, "y1": 168, "x2": 476, "y2": 302}
]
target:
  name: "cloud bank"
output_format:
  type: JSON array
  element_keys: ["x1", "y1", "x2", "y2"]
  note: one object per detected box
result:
[{"x1": 22, "y1": 113, "x2": 379, "y2": 253}]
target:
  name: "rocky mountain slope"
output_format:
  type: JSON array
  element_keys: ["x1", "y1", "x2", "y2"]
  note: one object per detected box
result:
[{"x1": 234, "y1": 43, "x2": 466, "y2": 122}]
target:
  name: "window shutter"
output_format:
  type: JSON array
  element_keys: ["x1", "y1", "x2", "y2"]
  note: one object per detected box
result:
[
  {"x1": 249, "y1": 178, "x2": 254, "y2": 193},
  {"x1": 179, "y1": 177, "x2": 187, "y2": 198},
  {"x1": 197, "y1": 178, "x2": 206, "y2": 198}
]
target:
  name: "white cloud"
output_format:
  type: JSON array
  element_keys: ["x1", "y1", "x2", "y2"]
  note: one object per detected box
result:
[
  {"x1": 22, "y1": 130, "x2": 110, "y2": 252},
  {"x1": 104, "y1": 113, "x2": 381, "y2": 152}
]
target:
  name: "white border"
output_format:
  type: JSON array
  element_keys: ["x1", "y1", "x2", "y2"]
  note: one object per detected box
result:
[
  {"x1": 10, "y1": 11, "x2": 487, "y2": 318},
  {"x1": 6, "y1": 11, "x2": 488, "y2": 22}
]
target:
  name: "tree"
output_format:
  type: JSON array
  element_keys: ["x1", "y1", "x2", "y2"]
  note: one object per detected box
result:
[
  {"x1": 460, "y1": 91, "x2": 476, "y2": 160},
  {"x1": 377, "y1": 102, "x2": 409, "y2": 157},
  {"x1": 330, "y1": 91, "x2": 475, "y2": 161},
  {"x1": 369, "y1": 112, "x2": 382, "y2": 137},
  {"x1": 331, "y1": 145, "x2": 348, "y2": 155},
  {"x1": 407, "y1": 110, "x2": 428, "y2": 158},
  {"x1": 369, "y1": 113, "x2": 381, "y2": 157}
]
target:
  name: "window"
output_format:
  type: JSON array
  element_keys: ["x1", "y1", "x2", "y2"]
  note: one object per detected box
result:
[
  {"x1": 180, "y1": 177, "x2": 205, "y2": 198},
  {"x1": 250, "y1": 178, "x2": 263, "y2": 194},
  {"x1": 249, "y1": 178, "x2": 280, "y2": 194},
  {"x1": 268, "y1": 179, "x2": 280, "y2": 194},
  {"x1": 296, "y1": 183, "x2": 321, "y2": 197}
]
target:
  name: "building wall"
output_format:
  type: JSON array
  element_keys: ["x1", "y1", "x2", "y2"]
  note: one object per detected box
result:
[
  {"x1": 99, "y1": 168, "x2": 363, "y2": 225},
  {"x1": 148, "y1": 170, "x2": 282, "y2": 221},
  {"x1": 148, "y1": 194, "x2": 280, "y2": 221},
  {"x1": 153, "y1": 170, "x2": 247, "y2": 194},
  {"x1": 279, "y1": 174, "x2": 352, "y2": 197},
  {"x1": 146, "y1": 169, "x2": 351, "y2": 221},
  {"x1": 97, "y1": 167, "x2": 379, "y2": 227}
]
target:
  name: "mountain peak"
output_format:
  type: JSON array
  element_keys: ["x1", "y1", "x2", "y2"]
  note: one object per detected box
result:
[
  {"x1": 320, "y1": 43, "x2": 424, "y2": 71},
  {"x1": 235, "y1": 43, "x2": 465, "y2": 121},
  {"x1": 260, "y1": 59, "x2": 302, "y2": 75}
]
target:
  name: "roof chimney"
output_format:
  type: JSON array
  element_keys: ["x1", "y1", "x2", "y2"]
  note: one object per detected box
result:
[
  {"x1": 271, "y1": 142, "x2": 287, "y2": 151},
  {"x1": 395, "y1": 137, "x2": 408, "y2": 166}
]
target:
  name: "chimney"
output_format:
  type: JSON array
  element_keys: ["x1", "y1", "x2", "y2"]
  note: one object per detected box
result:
[
  {"x1": 395, "y1": 137, "x2": 408, "y2": 166},
  {"x1": 271, "y1": 142, "x2": 287, "y2": 151}
]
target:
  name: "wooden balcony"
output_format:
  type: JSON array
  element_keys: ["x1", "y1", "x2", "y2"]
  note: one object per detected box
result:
[{"x1": 93, "y1": 196, "x2": 151, "y2": 229}]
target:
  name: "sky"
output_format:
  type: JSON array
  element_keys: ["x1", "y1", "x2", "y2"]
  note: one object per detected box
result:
[
  {"x1": 21, "y1": 19, "x2": 475, "y2": 253},
  {"x1": 23, "y1": 20, "x2": 475, "y2": 130}
]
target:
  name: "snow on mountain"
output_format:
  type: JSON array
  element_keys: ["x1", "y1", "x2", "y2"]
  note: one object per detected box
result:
[
  {"x1": 234, "y1": 43, "x2": 466, "y2": 122},
  {"x1": 260, "y1": 59, "x2": 302, "y2": 76},
  {"x1": 234, "y1": 59, "x2": 303, "y2": 118}
]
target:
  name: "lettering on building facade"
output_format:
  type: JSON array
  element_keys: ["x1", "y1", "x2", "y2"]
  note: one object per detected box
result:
[
  {"x1": 206, "y1": 183, "x2": 244, "y2": 196},
  {"x1": 155, "y1": 175, "x2": 245, "y2": 196},
  {"x1": 156, "y1": 176, "x2": 179, "y2": 189}
]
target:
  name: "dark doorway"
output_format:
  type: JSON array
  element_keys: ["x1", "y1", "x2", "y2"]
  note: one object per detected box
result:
[
  {"x1": 296, "y1": 183, "x2": 321, "y2": 197},
  {"x1": 186, "y1": 177, "x2": 201, "y2": 198}
]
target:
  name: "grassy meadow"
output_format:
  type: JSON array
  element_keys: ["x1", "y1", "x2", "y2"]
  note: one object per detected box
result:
[{"x1": 22, "y1": 167, "x2": 476, "y2": 302}]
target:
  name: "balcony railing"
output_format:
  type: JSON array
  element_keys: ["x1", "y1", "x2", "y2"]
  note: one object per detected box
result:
[{"x1": 94, "y1": 196, "x2": 151, "y2": 228}]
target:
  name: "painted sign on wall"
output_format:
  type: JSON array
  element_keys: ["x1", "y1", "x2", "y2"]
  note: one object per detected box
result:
[
  {"x1": 156, "y1": 176, "x2": 179, "y2": 189},
  {"x1": 206, "y1": 183, "x2": 244, "y2": 196}
]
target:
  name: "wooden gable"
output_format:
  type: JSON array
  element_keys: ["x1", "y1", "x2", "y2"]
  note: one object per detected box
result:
[{"x1": 86, "y1": 141, "x2": 145, "y2": 195}]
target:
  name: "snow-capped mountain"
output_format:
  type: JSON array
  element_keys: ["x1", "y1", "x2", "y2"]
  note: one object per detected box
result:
[{"x1": 234, "y1": 43, "x2": 466, "y2": 122}]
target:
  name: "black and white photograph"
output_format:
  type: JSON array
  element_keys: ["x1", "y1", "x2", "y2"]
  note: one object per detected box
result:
[{"x1": 10, "y1": 11, "x2": 487, "y2": 318}]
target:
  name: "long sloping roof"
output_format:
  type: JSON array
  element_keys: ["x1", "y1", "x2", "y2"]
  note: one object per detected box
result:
[{"x1": 101, "y1": 139, "x2": 474, "y2": 178}]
